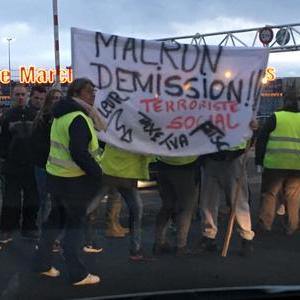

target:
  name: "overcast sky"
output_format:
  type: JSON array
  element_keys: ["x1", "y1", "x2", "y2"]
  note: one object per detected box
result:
[{"x1": 1, "y1": 0, "x2": 300, "y2": 78}]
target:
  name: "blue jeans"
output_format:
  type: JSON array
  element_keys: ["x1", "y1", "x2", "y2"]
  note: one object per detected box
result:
[
  {"x1": 88, "y1": 185, "x2": 143, "y2": 254},
  {"x1": 35, "y1": 167, "x2": 50, "y2": 226},
  {"x1": 118, "y1": 187, "x2": 143, "y2": 254}
]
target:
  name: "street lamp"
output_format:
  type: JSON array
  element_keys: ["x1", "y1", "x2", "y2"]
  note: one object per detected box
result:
[{"x1": 6, "y1": 37, "x2": 14, "y2": 98}]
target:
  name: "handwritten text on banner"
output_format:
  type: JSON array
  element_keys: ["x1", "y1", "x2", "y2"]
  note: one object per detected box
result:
[{"x1": 71, "y1": 27, "x2": 269, "y2": 156}]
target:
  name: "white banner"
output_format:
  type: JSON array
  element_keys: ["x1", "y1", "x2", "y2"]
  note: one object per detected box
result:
[{"x1": 71, "y1": 27, "x2": 269, "y2": 156}]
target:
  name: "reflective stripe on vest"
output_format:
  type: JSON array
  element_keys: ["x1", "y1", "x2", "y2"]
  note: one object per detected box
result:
[
  {"x1": 264, "y1": 111, "x2": 300, "y2": 170},
  {"x1": 50, "y1": 140, "x2": 101, "y2": 158},
  {"x1": 48, "y1": 156, "x2": 79, "y2": 169},
  {"x1": 100, "y1": 144, "x2": 152, "y2": 180},
  {"x1": 46, "y1": 111, "x2": 101, "y2": 177}
]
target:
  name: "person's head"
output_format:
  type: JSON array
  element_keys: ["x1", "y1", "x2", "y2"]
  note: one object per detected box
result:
[
  {"x1": 34, "y1": 89, "x2": 64, "y2": 127},
  {"x1": 29, "y1": 85, "x2": 47, "y2": 110},
  {"x1": 41, "y1": 89, "x2": 63, "y2": 115},
  {"x1": 67, "y1": 78, "x2": 96, "y2": 106},
  {"x1": 12, "y1": 84, "x2": 28, "y2": 108}
]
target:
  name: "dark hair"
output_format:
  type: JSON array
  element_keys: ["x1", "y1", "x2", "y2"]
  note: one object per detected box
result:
[
  {"x1": 12, "y1": 83, "x2": 27, "y2": 92},
  {"x1": 33, "y1": 89, "x2": 63, "y2": 127},
  {"x1": 30, "y1": 85, "x2": 47, "y2": 97},
  {"x1": 66, "y1": 77, "x2": 95, "y2": 98}
]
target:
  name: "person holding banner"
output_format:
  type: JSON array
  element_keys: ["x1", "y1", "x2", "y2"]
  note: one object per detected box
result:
[
  {"x1": 33, "y1": 78, "x2": 105, "y2": 285},
  {"x1": 197, "y1": 121, "x2": 257, "y2": 257},
  {"x1": 98, "y1": 144, "x2": 154, "y2": 261},
  {"x1": 153, "y1": 155, "x2": 200, "y2": 256},
  {"x1": 255, "y1": 90, "x2": 300, "y2": 236}
]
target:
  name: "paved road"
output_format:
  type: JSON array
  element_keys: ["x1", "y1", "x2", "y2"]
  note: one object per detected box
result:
[{"x1": 0, "y1": 158, "x2": 300, "y2": 299}]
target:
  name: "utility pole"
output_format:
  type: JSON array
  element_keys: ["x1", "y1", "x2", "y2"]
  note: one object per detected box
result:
[
  {"x1": 52, "y1": 0, "x2": 61, "y2": 89},
  {"x1": 7, "y1": 37, "x2": 13, "y2": 98}
]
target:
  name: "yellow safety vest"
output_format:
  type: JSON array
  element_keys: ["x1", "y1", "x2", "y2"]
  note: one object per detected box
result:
[
  {"x1": 46, "y1": 111, "x2": 101, "y2": 177},
  {"x1": 158, "y1": 155, "x2": 198, "y2": 166},
  {"x1": 100, "y1": 144, "x2": 153, "y2": 180},
  {"x1": 264, "y1": 111, "x2": 300, "y2": 170},
  {"x1": 228, "y1": 140, "x2": 247, "y2": 151}
]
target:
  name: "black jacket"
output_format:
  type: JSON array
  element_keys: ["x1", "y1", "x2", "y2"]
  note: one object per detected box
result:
[
  {"x1": 31, "y1": 113, "x2": 53, "y2": 168},
  {"x1": 0, "y1": 105, "x2": 37, "y2": 174},
  {"x1": 202, "y1": 149, "x2": 245, "y2": 161},
  {"x1": 47, "y1": 98, "x2": 102, "y2": 197}
]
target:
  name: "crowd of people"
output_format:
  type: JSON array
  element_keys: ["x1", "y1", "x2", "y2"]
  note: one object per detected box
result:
[{"x1": 0, "y1": 79, "x2": 299, "y2": 286}]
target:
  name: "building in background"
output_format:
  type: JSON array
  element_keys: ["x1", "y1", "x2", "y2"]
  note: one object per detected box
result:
[
  {"x1": 0, "y1": 66, "x2": 72, "y2": 115},
  {"x1": 258, "y1": 77, "x2": 300, "y2": 124}
]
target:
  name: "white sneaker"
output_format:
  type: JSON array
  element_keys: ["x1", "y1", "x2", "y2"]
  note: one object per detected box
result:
[
  {"x1": 83, "y1": 245, "x2": 103, "y2": 253},
  {"x1": 277, "y1": 204, "x2": 286, "y2": 216},
  {"x1": 40, "y1": 267, "x2": 60, "y2": 278},
  {"x1": 73, "y1": 274, "x2": 100, "y2": 286},
  {"x1": 0, "y1": 232, "x2": 13, "y2": 244}
]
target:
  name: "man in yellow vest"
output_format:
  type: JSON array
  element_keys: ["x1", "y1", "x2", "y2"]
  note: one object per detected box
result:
[
  {"x1": 256, "y1": 90, "x2": 300, "y2": 235},
  {"x1": 32, "y1": 78, "x2": 104, "y2": 286}
]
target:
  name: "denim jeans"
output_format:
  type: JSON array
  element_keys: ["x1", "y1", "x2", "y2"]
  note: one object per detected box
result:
[
  {"x1": 118, "y1": 187, "x2": 143, "y2": 253},
  {"x1": 88, "y1": 184, "x2": 143, "y2": 254},
  {"x1": 35, "y1": 167, "x2": 51, "y2": 226}
]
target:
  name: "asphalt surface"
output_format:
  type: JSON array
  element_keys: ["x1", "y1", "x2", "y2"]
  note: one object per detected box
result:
[{"x1": 1, "y1": 157, "x2": 300, "y2": 300}]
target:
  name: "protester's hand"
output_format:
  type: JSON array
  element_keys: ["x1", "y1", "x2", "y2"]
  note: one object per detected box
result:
[{"x1": 249, "y1": 119, "x2": 259, "y2": 131}]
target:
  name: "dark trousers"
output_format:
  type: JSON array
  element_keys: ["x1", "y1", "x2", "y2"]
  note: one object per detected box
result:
[
  {"x1": 0, "y1": 173, "x2": 39, "y2": 232},
  {"x1": 33, "y1": 193, "x2": 89, "y2": 283},
  {"x1": 35, "y1": 167, "x2": 51, "y2": 226},
  {"x1": 155, "y1": 166, "x2": 199, "y2": 248}
]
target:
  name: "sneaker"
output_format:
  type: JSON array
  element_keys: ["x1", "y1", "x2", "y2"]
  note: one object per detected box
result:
[
  {"x1": 40, "y1": 266, "x2": 60, "y2": 278},
  {"x1": 0, "y1": 231, "x2": 13, "y2": 244},
  {"x1": 286, "y1": 227, "x2": 297, "y2": 236},
  {"x1": 195, "y1": 237, "x2": 217, "y2": 254},
  {"x1": 73, "y1": 274, "x2": 100, "y2": 286},
  {"x1": 52, "y1": 240, "x2": 63, "y2": 253},
  {"x1": 152, "y1": 242, "x2": 173, "y2": 256},
  {"x1": 129, "y1": 250, "x2": 156, "y2": 262},
  {"x1": 277, "y1": 204, "x2": 286, "y2": 216},
  {"x1": 240, "y1": 239, "x2": 254, "y2": 257},
  {"x1": 21, "y1": 230, "x2": 39, "y2": 240},
  {"x1": 83, "y1": 243, "x2": 103, "y2": 253}
]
